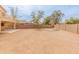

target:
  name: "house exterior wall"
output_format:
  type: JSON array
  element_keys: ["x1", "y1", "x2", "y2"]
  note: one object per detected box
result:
[
  {"x1": 0, "y1": 5, "x2": 15, "y2": 32},
  {"x1": 0, "y1": 21, "x2": 1, "y2": 32},
  {"x1": 0, "y1": 6, "x2": 6, "y2": 18},
  {"x1": 0, "y1": 6, "x2": 5, "y2": 32},
  {"x1": 1, "y1": 21, "x2": 14, "y2": 30}
]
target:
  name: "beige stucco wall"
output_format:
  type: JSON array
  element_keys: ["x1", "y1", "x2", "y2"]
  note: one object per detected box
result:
[
  {"x1": 0, "y1": 5, "x2": 16, "y2": 32},
  {"x1": 1, "y1": 21, "x2": 14, "y2": 30},
  {"x1": 0, "y1": 6, "x2": 5, "y2": 32}
]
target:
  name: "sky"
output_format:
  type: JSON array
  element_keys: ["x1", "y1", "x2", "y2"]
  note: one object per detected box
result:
[{"x1": 3, "y1": 5, "x2": 79, "y2": 22}]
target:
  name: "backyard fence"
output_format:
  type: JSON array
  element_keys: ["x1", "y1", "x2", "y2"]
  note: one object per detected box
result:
[
  {"x1": 55, "y1": 24, "x2": 79, "y2": 34},
  {"x1": 16, "y1": 23, "x2": 53, "y2": 29}
]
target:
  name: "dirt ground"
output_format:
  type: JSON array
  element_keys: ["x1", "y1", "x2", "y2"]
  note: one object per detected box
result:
[{"x1": 0, "y1": 28, "x2": 79, "y2": 54}]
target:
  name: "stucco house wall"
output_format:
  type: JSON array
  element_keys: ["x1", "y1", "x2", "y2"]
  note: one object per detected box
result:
[{"x1": 0, "y1": 5, "x2": 16, "y2": 32}]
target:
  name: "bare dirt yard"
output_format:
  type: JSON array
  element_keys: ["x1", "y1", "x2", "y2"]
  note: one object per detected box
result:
[{"x1": 0, "y1": 28, "x2": 79, "y2": 54}]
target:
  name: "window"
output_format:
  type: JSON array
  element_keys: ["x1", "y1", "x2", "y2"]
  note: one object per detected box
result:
[{"x1": 1, "y1": 22, "x2": 4, "y2": 26}]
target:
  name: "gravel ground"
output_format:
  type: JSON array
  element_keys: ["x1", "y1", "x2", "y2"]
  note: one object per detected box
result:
[{"x1": 0, "y1": 29, "x2": 79, "y2": 54}]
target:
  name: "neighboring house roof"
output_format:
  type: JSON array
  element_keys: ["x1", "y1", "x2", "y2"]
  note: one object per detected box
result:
[{"x1": 0, "y1": 5, "x2": 16, "y2": 23}]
